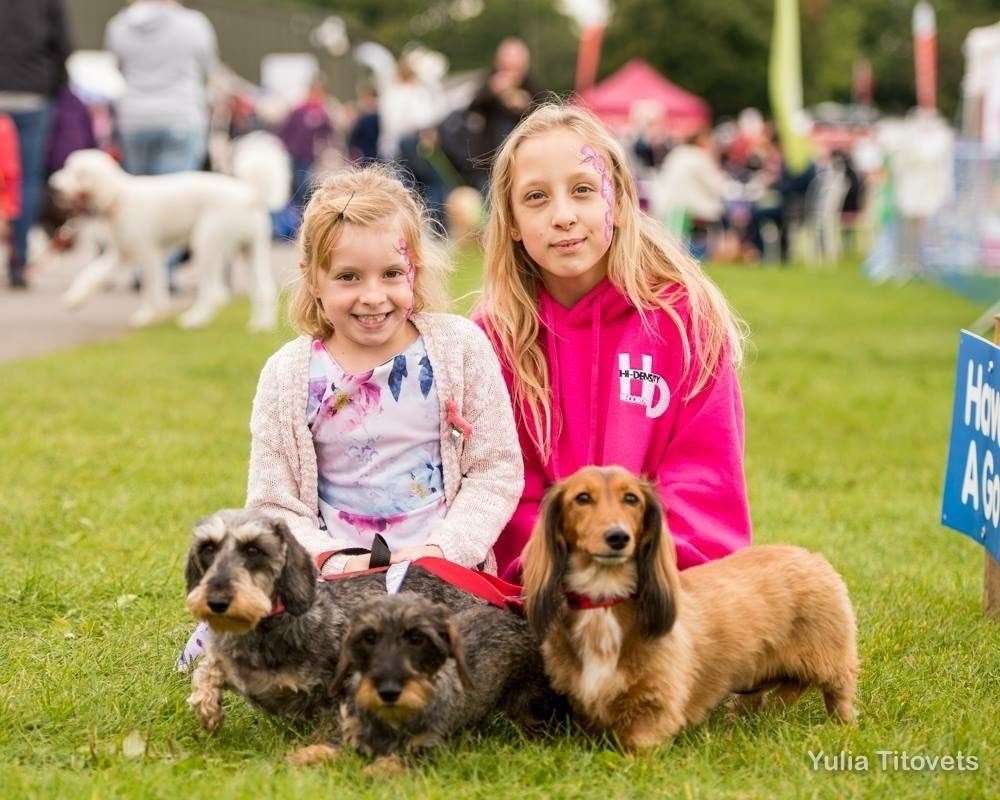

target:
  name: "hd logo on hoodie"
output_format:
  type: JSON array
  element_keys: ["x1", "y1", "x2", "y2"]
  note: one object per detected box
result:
[{"x1": 618, "y1": 353, "x2": 670, "y2": 418}]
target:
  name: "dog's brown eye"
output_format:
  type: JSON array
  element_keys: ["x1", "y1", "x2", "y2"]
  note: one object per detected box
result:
[
  {"x1": 199, "y1": 542, "x2": 217, "y2": 556},
  {"x1": 623, "y1": 492, "x2": 640, "y2": 505},
  {"x1": 360, "y1": 629, "x2": 377, "y2": 646},
  {"x1": 243, "y1": 545, "x2": 262, "y2": 557},
  {"x1": 404, "y1": 629, "x2": 426, "y2": 647},
  {"x1": 574, "y1": 492, "x2": 593, "y2": 505}
]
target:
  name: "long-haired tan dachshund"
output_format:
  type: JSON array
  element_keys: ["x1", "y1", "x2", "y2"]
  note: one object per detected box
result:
[{"x1": 522, "y1": 466, "x2": 858, "y2": 751}]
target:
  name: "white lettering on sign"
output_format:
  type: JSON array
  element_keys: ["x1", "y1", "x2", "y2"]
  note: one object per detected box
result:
[
  {"x1": 984, "y1": 449, "x2": 1000, "y2": 527},
  {"x1": 962, "y1": 441, "x2": 979, "y2": 511},
  {"x1": 964, "y1": 360, "x2": 1000, "y2": 444}
]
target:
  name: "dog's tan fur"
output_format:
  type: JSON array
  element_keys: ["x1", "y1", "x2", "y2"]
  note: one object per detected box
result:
[
  {"x1": 188, "y1": 652, "x2": 227, "y2": 732},
  {"x1": 354, "y1": 674, "x2": 436, "y2": 726},
  {"x1": 185, "y1": 572, "x2": 273, "y2": 634},
  {"x1": 523, "y1": 466, "x2": 859, "y2": 751}
]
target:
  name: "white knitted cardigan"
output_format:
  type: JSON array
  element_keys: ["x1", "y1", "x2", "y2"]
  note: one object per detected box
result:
[{"x1": 245, "y1": 312, "x2": 523, "y2": 574}]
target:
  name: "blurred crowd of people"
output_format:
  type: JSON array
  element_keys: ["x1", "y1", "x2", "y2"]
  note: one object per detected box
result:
[
  {"x1": 634, "y1": 107, "x2": 869, "y2": 265},
  {"x1": 0, "y1": 0, "x2": 549, "y2": 290},
  {"x1": 1, "y1": 0, "x2": 880, "y2": 293}
]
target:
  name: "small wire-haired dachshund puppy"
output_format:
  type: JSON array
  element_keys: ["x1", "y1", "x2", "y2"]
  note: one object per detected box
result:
[
  {"x1": 184, "y1": 509, "x2": 480, "y2": 733},
  {"x1": 522, "y1": 466, "x2": 858, "y2": 751},
  {"x1": 289, "y1": 593, "x2": 551, "y2": 769}
]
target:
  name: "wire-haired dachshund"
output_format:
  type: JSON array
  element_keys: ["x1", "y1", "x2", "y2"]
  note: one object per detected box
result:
[
  {"x1": 183, "y1": 509, "x2": 482, "y2": 733},
  {"x1": 288, "y1": 593, "x2": 557, "y2": 771}
]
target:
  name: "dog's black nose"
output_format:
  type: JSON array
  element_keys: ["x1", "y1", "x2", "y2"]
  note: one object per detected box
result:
[
  {"x1": 604, "y1": 528, "x2": 631, "y2": 550},
  {"x1": 377, "y1": 682, "x2": 403, "y2": 704},
  {"x1": 208, "y1": 598, "x2": 231, "y2": 614}
]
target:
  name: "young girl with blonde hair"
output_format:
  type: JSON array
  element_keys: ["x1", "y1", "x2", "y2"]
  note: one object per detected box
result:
[
  {"x1": 477, "y1": 102, "x2": 751, "y2": 580},
  {"x1": 249, "y1": 163, "x2": 522, "y2": 576}
]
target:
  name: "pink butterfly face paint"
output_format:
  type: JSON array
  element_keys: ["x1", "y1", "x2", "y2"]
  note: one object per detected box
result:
[
  {"x1": 395, "y1": 236, "x2": 416, "y2": 289},
  {"x1": 580, "y1": 144, "x2": 614, "y2": 244},
  {"x1": 395, "y1": 236, "x2": 416, "y2": 317}
]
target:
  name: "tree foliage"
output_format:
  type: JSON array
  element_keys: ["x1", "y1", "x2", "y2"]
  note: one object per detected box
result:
[
  {"x1": 603, "y1": 0, "x2": 774, "y2": 119},
  {"x1": 292, "y1": 0, "x2": 998, "y2": 120},
  {"x1": 296, "y1": 0, "x2": 578, "y2": 93},
  {"x1": 603, "y1": 0, "x2": 999, "y2": 120}
]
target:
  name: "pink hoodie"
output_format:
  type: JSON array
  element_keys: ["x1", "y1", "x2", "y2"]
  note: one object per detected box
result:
[{"x1": 480, "y1": 277, "x2": 752, "y2": 580}]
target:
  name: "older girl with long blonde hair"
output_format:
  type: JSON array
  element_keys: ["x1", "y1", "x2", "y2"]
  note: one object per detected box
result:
[{"x1": 476, "y1": 102, "x2": 751, "y2": 580}]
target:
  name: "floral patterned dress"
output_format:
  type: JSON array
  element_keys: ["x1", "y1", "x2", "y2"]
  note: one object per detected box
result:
[{"x1": 307, "y1": 336, "x2": 446, "y2": 551}]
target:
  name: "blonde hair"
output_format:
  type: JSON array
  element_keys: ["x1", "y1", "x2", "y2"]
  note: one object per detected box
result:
[
  {"x1": 478, "y1": 102, "x2": 746, "y2": 459},
  {"x1": 289, "y1": 163, "x2": 451, "y2": 339}
]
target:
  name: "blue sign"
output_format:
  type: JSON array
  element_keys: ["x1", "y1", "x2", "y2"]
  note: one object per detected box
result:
[{"x1": 941, "y1": 331, "x2": 1000, "y2": 562}]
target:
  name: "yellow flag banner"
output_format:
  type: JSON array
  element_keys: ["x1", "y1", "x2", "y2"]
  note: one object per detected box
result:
[{"x1": 769, "y1": 0, "x2": 811, "y2": 174}]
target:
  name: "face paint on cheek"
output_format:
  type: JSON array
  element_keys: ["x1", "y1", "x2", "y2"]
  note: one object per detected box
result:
[
  {"x1": 580, "y1": 145, "x2": 614, "y2": 244},
  {"x1": 395, "y1": 237, "x2": 416, "y2": 317}
]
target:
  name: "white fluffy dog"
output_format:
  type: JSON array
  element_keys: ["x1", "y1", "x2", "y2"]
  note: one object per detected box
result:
[{"x1": 50, "y1": 138, "x2": 289, "y2": 330}]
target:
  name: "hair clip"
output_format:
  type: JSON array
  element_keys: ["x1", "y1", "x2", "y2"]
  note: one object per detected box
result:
[{"x1": 333, "y1": 191, "x2": 355, "y2": 223}]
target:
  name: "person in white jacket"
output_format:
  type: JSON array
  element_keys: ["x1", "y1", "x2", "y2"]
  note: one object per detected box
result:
[
  {"x1": 377, "y1": 52, "x2": 443, "y2": 162},
  {"x1": 653, "y1": 130, "x2": 731, "y2": 226}
]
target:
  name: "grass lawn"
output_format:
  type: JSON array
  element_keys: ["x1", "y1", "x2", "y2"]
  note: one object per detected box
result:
[{"x1": 1, "y1": 257, "x2": 997, "y2": 799}]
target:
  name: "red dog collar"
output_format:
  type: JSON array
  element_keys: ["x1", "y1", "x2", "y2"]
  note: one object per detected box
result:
[
  {"x1": 265, "y1": 597, "x2": 286, "y2": 617},
  {"x1": 565, "y1": 591, "x2": 632, "y2": 610}
]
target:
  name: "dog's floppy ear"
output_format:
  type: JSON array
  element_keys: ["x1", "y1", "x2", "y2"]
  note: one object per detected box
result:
[
  {"x1": 329, "y1": 641, "x2": 356, "y2": 700},
  {"x1": 184, "y1": 544, "x2": 205, "y2": 595},
  {"x1": 440, "y1": 617, "x2": 473, "y2": 690},
  {"x1": 272, "y1": 518, "x2": 316, "y2": 615},
  {"x1": 522, "y1": 484, "x2": 568, "y2": 638},
  {"x1": 634, "y1": 482, "x2": 678, "y2": 638},
  {"x1": 185, "y1": 515, "x2": 216, "y2": 593},
  {"x1": 421, "y1": 603, "x2": 473, "y2": 690}
]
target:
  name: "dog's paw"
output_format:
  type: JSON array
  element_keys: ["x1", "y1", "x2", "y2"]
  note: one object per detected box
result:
[
  {"x1": 178, "y1": 305, "x2": 217, "y2": 329},
  {"x1": 130, "y1": 305, "x2": 169, "y2": 328},
  {"x1": 405, "y1": 732, "x2": 442, "y2": 754},
  {"x1": 61, "y1": 287, "x2": 89, "y2": 310},
  {"x1": 725, "y1": 690, "x2": 766, "y2": 721},
  {"x1": 187, "y1": 688, "x2": 224, "y2": 733},
  {"x1": 823, "y1": 687, "x2": 857, "y2": 724},
  {"x1": 287, "y1": 743, "x2": 342, "y2": 766},
  {"x1": 363, "y1": 754, "x2": 406, "y2": 778}
]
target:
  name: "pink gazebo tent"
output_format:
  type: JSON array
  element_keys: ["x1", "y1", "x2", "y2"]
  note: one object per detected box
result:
[{"x1": 577, "y1": 58, "x2": 710, "y2": 136}]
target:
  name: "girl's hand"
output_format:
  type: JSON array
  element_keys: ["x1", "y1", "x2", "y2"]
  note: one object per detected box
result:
[
  {"x1": 390, "y1": 545, "x2": 444, "y2": 564},
  {"x1": 341, "y1": 554, "x2": 373, "y2": 573}
]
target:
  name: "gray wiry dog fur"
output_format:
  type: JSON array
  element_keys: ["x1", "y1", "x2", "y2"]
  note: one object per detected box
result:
[
  {"x1": 184, "y1": 509, "x2": 482, "y2": 732},
  {"x1": 330, "y1": 593, "x2": 552, "y2": 760}
]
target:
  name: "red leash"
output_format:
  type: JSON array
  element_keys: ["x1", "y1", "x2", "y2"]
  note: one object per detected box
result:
[{"x1": 317, "y1": 556, "x2": 524, "y2": 614}]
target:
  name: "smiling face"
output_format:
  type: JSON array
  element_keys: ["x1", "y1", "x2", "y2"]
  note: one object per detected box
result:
[
  {"x1": 509, "y1": 127, "x2": 615, "y2": 307},
  {"x1": 314, "y1": 220, "x2": 417, "y2": 370}
]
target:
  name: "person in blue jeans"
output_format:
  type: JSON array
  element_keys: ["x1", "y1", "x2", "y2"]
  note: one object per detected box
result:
[
  {"x1": 119, "y1": 127, "x2": 207, "y2": 177},
  {"x1": 0, "y1": 0, "x2": 72, "y2": 289},
  {"x1": 104, "y1": 0, "x2": 218, "y2": 175},
  {"x1": 106, "y1": 1, "x2": 217, "y2": 176},
  {"x1": 105, "y1": 1, "x2": 219, "y2": 287}
]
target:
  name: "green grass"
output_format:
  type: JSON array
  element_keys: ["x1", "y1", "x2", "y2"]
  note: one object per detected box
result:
[{"x1": 2, "y1": 260, "x2": 998, "y2": 799}]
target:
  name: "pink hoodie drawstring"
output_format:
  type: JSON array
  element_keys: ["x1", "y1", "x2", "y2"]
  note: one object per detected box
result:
[{"x1": 588, "y1": 294, "x2": 602, "y2": 464}]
